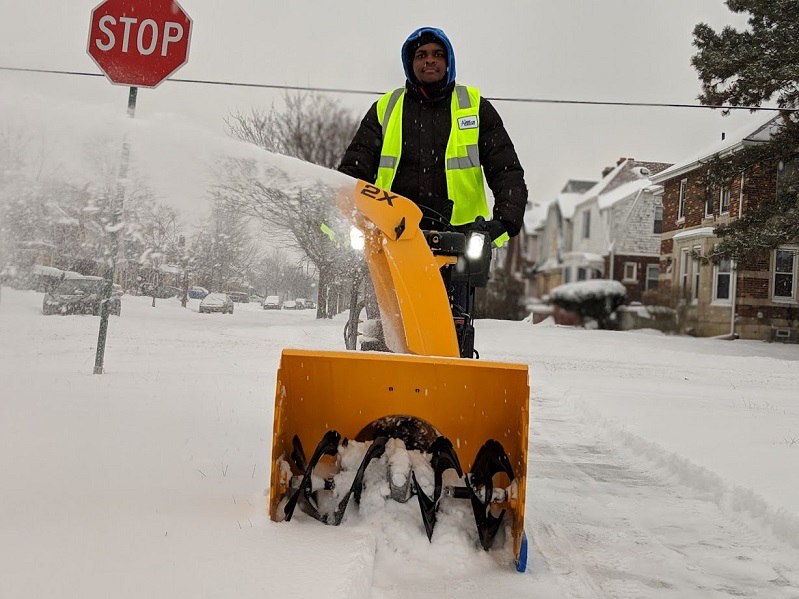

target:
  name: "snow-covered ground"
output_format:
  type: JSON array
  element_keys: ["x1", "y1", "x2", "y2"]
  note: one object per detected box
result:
[{"x1": 2, "y1": 288, "x2": 799, "y2": 597}]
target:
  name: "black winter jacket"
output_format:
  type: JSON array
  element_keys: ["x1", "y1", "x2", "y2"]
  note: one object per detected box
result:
[{"x1": 338, "y1": 82, "x2": 528, "y2": 236}]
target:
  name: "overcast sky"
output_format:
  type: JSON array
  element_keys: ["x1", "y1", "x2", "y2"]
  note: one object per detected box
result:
[{"x1": 0, "y1": 0, "x2": 759, "y2": 224}]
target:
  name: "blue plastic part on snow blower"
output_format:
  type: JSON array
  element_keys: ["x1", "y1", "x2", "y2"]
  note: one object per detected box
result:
[{"x1": 516, "y1": 530, "x2": 528, "y2": 573}]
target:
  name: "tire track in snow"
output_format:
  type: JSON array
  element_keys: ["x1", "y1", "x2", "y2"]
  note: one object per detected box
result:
[{"x1": 528, "y1": 394, "x2": 799, "y2": 598}]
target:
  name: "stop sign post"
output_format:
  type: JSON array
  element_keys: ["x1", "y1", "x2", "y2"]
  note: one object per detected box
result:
[
  {"x1": 87, "y1": 0, "x2": 192, "y2": 88},
  {"x1": 87, "y1": 0, "x2": 192, "y2": 374}
]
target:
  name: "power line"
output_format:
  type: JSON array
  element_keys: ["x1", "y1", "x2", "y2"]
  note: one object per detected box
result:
[{"x1": 1, "y1": 65, "x2": 794, "y2": 112}]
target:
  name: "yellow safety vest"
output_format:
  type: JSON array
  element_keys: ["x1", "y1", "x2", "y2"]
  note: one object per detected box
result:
[{"x1": 375, "y1": 85, "x2": 490, "y2": 227}]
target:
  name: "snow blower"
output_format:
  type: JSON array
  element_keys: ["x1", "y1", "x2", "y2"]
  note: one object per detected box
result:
[{"x1": 268, "y1": 180, "x2": 530, "y2": 571}]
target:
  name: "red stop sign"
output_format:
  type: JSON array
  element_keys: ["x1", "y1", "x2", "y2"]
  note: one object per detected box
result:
[{"x1": 87, "y1": 0, "x2": 192, "y2": 88}]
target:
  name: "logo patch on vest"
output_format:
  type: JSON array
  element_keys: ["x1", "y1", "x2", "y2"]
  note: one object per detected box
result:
[{"x1": 458, "y1": 115, "x2": 478, "y2": 130}]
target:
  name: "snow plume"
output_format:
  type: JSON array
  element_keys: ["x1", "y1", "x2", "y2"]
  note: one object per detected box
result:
[{"x1": 0, "y1": 82, "x2": 352, "y2": 225}]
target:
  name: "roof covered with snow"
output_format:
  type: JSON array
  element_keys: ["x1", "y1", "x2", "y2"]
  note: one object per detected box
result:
[
  {"x1": 523, "y1": 201, "x2": 548, "y2": 233},
  {"x1": 597, "y1": 179, "x2": 650, "y2": 210},
  {"x1": 577, "y1": 159, "x2": 672, "y2": 211},
  {"x1": 651, "y1": 113, "x2": 781, "y2": 182},
  {"x1": 158, "y1": 264, "x2": 184, "y2": 275},
  {"x1": 556, "y1": 179, "x2": 598, "y2": 220}
]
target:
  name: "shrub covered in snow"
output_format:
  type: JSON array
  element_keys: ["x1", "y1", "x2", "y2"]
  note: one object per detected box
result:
[{"x1": 549, "y1": 280, "x2": 627, "y2": 329}]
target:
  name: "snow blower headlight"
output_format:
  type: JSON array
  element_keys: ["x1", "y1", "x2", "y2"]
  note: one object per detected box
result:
[
  {"x1": 350, "y1": 227, "x2": 365, "y2": 251},
  {"x1": 466, "y1": 231, "x2": 486, "y2": 260}
]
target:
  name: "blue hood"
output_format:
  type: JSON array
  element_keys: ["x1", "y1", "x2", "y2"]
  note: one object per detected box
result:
[{"x1": 401, "y1": 27, "x2": 456, "y2": 86}]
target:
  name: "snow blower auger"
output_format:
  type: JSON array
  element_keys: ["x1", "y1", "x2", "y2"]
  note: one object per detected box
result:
[{"x1": 268, "y1": 180, "x2": 530, "y2": 572}]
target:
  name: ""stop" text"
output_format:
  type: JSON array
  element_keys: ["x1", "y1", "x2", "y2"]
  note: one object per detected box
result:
[{"x1": 94, "y1": 16, "x2": 184, "y2": 57}]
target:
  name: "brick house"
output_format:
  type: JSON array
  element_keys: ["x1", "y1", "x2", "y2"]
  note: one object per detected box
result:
[
  {"x1": 649, "y1": 114, "x2": 799, "y2": 341},
  {"x1": 571, "y1": 158, "x2": 672, "y2": 303}
]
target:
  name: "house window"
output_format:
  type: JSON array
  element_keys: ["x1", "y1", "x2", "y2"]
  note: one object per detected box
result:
[
  {"x1": 623, "y1": 262, "x2": 637, "y2": 282},
  {"x1": 773, "y1": 248, "x2": 798, "y2": 301},
  {"x1": 646, "y1": 264, "x2": 659, "y2": 290},
  {"x1": 577, "y1": 267, "x2": 587, "y2": 281},
  {"x1": 678, "y1": 179, "x2": 688, "y2": 220},
  {"x1": 693, "y1": 247, "x2": 701, "y2": 301},
  {"x1": 680, "y1": 248, "x2": 690, "y2": 295},
  {"x1": 581, "y1": 211, "x2": 591, "y2": 239},
  {"x1": 704, "y1": 192, "x2": 714, "y2": 218},
  {"x1": 563, "y1": 267, "x2": 572, "y2": 284},
  {"x1": 653, "y1": 205, "x2": 663, "y2": 234},
  {"x1": 719, "y1": 186, "x2": 731, "y2": 214},
  {"x1": 713, "y1": 259, "x2": 732, "y2": 303}
]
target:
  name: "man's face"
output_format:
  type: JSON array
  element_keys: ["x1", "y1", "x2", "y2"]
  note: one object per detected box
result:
[{"x1": 412, "y1": 42, "x2": 447, "y2": 85}]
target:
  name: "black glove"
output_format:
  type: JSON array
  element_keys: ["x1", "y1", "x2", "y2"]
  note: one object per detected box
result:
[
  {"x1": 484, "y1": 219, "x2": 507, "y2": 241},
  {"x1": 457, "y1": 217, "x2": 507, "y2": 241}
]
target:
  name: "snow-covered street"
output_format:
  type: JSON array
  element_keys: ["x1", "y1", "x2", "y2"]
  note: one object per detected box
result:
[
  {"x1": 531, "y1": 396, "x2": 799, "y2": 598},
  {"x1": 2, "y1": 288, "x2": 799, "y2": 598}
]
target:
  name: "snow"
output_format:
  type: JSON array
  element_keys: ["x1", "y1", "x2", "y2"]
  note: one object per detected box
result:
[
  {"x1": 157, "y1": 264, "x2": 184, "y2": 275},
  {"x1": 30, "y1": 264, "x2": 64, "y2": 277},
  {"x1": 2, "y1": 288, "x2": 799, "y2": 597},
  {"x1": 3, "y1": 80, "x2": 799, "y2": 598},
  {"x1": 555, "y1": 191, "x2": 589, "y2": 221},
  {"x1": 596, "y1": 179, "x2": 648, "y2": 210},
  {"x1": 672, "y1": 226, "x2": 717, "y2": 241},
  {"x1": 550, "y1": 279, "x2": 627, "y2": 302},
  {"x1": 651, "y1": 112, "x2": 781, "y2": 182},
  {"x1": 0, "y1": 83, "x2": 351, "y2": 224}
]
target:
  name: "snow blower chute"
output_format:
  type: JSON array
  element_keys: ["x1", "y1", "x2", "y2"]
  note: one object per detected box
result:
[{"x1": 268, "y1": 180, "x2": 530, "y2": 571}]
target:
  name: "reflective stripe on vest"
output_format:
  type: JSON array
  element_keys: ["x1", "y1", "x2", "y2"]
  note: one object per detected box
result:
[{"x1": 375, "y1": 85, "x2": 490, "y2": 228}]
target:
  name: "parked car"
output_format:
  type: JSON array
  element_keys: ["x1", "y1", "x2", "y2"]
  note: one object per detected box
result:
[
  {"x1": 304, "y1": 300, "x2": 317, "y2": 310},
  {"x1": 29, "y1": 264, "x2": 66, "y2": 293},
  {"x1": 282, "y1": 300, "x2": 297, "y2": 310},
  {"x1": 188, "y1": 286, "x2": 209, "y2": 300},
  {"x1": 263, "y1": 295, "x2": 280, "y2": 310},
  {"x1": 199, "y1": 293, "x2": 234, "y2": 314},
  {"x1": 226, "y1": 291, "x2": 249, "y2": 303},
  {"x1": 294, "y1": 298, "x2": 307, "y2": 309},
  {"x1": 42, "y1": 276, "x2": 122, "y2": 316}
]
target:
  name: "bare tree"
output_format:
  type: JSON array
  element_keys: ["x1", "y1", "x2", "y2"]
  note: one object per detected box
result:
[
  {"x1": 253, "y1": 247, "x2": 292, "y2": 297},
  {"x1": 189, "y1": 197, "x2": 260, "y2": 293},
  {"x1": 226, "y1": 91, "x2": 358, "y2": 169},
  {"x1": 223, "y1": 91, "x2": 361, "y2": 317},
  {"x1": 211, "y1": 156, "x2": 362, "y2": 318},
  {"x1": 136, "y1": 204, "x2": 184, "y2": 299}
]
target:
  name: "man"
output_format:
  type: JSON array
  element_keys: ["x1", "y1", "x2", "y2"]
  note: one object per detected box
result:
[{"x1": 338, "y1": 26, "x2": 528, "y2": 243}]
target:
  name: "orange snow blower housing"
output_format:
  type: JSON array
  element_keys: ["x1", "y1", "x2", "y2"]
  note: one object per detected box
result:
[{"x1": 268, "y1": 180, "x2": 530, "y2": 571}]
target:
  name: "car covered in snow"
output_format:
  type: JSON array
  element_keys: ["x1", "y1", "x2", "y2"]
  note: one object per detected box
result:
[
  {"x1": 262, "y1": 295, "x2": 280, "y2": 310},
  {"x1": 282, "y1": 300, "x2": 298, "y2": 310},
  {"x1": 188, "y1": 286, "x2": 209, "y2": 300},
  {"x1": 226, "y1": 291, "x2": 249, "y2": 303},
  {"x1": 199, "y1": 293, "x2": 234, "y2": 314},
  {"x1": 42, "y1": 276, "x2": 122, "y2": 316}
]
